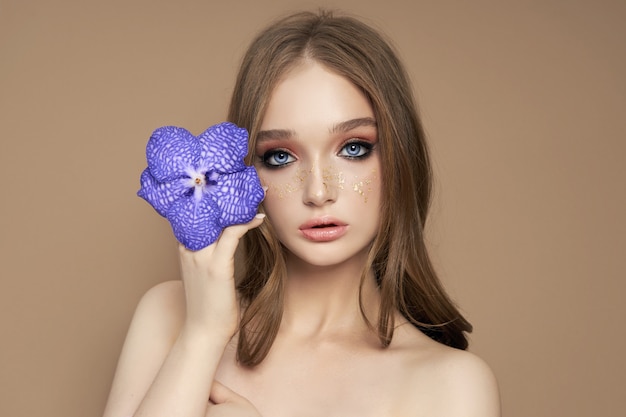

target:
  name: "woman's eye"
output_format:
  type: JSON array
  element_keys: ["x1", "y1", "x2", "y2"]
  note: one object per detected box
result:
[
  {"x1": 262, "y1": 150, "x2": 296, "y2": 167},
  {"x1": 339, "y1": 141, "x2": 372, "y2": 159}
]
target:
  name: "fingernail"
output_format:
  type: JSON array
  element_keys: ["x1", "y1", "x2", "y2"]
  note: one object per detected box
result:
[
  {"x1": 255, "y1": 213, "x2": 266, "y2": 219},
  {"x1": 262, "y1": 185, "x2": 269, "y2": 192}
]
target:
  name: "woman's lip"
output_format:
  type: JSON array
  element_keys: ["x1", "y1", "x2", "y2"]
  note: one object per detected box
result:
[
  {"x1": 299, "y1": 225, "x2": 348, "y2": 242},
  {"x1": 299, "y1": 217, "x2": 348, "y2": 242},
  {"x1": 299, "y1": 216, "x2": 346, "y2": 230}
]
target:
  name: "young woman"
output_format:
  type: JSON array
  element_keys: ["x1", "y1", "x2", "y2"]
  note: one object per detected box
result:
[{"x1": 103, "y1": 10, "x2": 500, "y2": 417}]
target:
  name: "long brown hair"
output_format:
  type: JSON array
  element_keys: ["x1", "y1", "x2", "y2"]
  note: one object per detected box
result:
[{"x1": 228, "y1": 10, "x2": 472, "y2": 367}]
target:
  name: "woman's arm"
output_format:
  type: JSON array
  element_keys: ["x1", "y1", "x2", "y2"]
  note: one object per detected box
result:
[{"x1": 102, "y1": 215, "x2": 265, "y2": 417}]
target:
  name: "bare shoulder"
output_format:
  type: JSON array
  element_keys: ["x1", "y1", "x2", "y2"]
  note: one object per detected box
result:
[
  {"x1": 123, "y1": 280, "x2": 187, "y2": 362},
  {"x1": 392, "y1": 326, "x2": 501, "y2": 417},
  {"x1": 127, "y1": 280, "x2": 186, "y2": 343},
  {"x1": 136, "y1": 279, "x2": 185, "y2": 320},
  {"x1": 423, "y1": 347, "x2": 500, "y2": 416},
  {"x1": 102, "y1": 280, "x2": 185, "y2": 417}
]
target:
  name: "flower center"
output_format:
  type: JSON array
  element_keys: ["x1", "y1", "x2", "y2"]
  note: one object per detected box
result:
[
  {"x1": 193, "y1": 175, "x2": 205, "y2": 187},
  {"x1": 185, "y1": 169, "x2": 220, "y2": 201}
]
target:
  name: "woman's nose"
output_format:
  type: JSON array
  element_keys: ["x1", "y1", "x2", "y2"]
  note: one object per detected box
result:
[{"x1": 302, "y1": 165, "x2": 338, "y2": 206}]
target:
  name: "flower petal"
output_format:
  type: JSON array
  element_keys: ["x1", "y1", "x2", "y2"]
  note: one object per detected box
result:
[
  {"x1": 166, "y1": 194, "x2": 222, "y2": 250},
  {"x1": 213, "y1": 166, "x2": 265, "y2": 228},
  {"x1": 137, "y1": 168, "x2": 190, "y2": 217},
  {"x1": 197, "y1": 122, "x2": 248, "y2": 174},
  {"x1": 146, "y1": 126, "x2": 198, "y2": 182},
  {"x1": 138, "y1": 122, "x2": 264, "y2": 250}
]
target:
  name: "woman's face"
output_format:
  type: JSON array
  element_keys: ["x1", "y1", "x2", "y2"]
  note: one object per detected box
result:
[{"x1": 255, "y1": 61, "x2": 381, "y2": 268}]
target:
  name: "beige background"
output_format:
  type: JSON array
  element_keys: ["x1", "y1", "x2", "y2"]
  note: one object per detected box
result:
[{"x1": 1, "y1": 0, "x2": 624, "y2": 416}]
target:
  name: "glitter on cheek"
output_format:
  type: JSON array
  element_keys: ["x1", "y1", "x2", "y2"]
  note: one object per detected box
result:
[
  {"x1": 351, "y1": 169, "x2": 378, "y2": 203},
  {"x1": 322, "y1": 165, "x2": 345, "y2": 191},
  {"x1": 265, "y1": 168, "x2": 310, "y2": 199}
]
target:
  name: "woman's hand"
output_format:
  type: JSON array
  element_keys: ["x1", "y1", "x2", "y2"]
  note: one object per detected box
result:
[
  {"x1": 206, "y1": 381, "x2": 262, "y2": 417},
  {"x1": 179, "y1": 213, "x2": 265, "y2": 339},
  {"x1": 103, "y1": 214, "x2": 265, "y2": 417}
]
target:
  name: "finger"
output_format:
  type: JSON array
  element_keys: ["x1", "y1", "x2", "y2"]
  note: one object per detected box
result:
[
  {"x1": 209, "y1": 380, "x2": 238, "y2": 405},
  {"x1": 212, "y1": 213, "x2": 265, "y2": 260},
  {"x1": 234, "y1": 213, "x2": 265, "y2": 238}
]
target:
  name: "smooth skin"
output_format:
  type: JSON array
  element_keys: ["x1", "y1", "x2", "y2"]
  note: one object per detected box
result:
[{"x1": 103, "y1": 62, "x2": 500, "y2": 417}]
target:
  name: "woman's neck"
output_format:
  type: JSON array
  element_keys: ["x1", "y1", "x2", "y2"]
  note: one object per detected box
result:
[{"x1": 280, "y1": 250, "x2": 381, "y2": 341}]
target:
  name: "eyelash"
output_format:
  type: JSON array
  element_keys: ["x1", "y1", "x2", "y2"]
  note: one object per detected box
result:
[
  {"x1": 261, "y1": 149, "x2": 296, "y2": 168},
  {"x1": 260, "y1": 140, "x2": 375, "y2": 169},
  {"x1": 338, "y1": 140, "x2": 374, "y2": 159}
]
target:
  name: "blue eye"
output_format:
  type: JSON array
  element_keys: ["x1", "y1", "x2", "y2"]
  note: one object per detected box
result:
[
  {"x1": 263, "y1": 150, "x2": 296, "y2": 167},
  {"x1": 339, "y1": 141, "x2": 372, "y2": 159}
]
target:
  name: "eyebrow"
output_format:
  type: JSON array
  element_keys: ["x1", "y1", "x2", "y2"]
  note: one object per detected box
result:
[
  {"x1": 256, "y1": 117, "x2": 377, "y2": 142},
  {"x1": 331, "y1": 117, "x2": 377, "y2": 133},
  {"x1": 256, "y1": 128, "x2": 297, "y2": 142}
]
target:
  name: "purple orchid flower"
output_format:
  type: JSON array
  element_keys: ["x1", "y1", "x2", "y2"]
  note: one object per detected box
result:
[{"x1": 137, "y1": 122, "x2": 264, "y2": 250}]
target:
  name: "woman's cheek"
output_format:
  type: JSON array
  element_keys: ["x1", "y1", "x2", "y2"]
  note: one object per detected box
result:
[
  {"x1": 321, "y1": 165, "x2": 345, "y2": 192},
  {"x1": 348, "y1": 168, "x2": 379, "y2": 203},
  {"x1": 259, "y1": 168, "x2": 309, "y2": 200}
]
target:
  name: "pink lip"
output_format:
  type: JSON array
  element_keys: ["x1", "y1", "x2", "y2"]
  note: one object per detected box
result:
[{"x1": 299, "y1": 217, "x2": 348, "y2": 242}]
